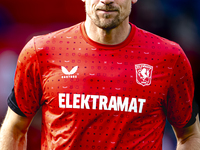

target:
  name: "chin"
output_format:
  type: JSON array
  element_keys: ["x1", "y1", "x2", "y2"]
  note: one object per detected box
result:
[
  {"x1": 96, "y1": 19, "x2": 121, "y2": 30},
  {"x1": 98, "y1": 24, "x2": 118, "y2": 30}
]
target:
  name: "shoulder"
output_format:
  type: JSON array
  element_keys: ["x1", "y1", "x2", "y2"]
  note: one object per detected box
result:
[
  {"x1": 33, "y1": 22, "x2": 83, "y2": 51},
  {"x1": 132, "y1": 24, "x2": 183, "y2": 56},
  {"x1": 17, "y1": 23, "x2": 82, "y2": 67}
]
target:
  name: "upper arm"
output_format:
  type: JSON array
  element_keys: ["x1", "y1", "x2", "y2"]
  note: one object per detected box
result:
[
  {"x1": 13, "y1": 37, "x2": 42, "y2": 117},
  {"x1": 0, "y1": 107, "x2": 33, "y2": 149},
  {"x1": 172, "y1": 115, "x2": 200, "y2": 144},
  {"x1": 165, "y1": 48, "x2": 195, "y2": 128},
  {"x1": 1, "y1": 107, "x2": 33, "y2": 134}
]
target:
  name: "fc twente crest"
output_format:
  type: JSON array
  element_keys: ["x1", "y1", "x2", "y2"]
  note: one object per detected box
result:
[{"x1": 135, "y1": 64, "x2": 153, "y2": 86}]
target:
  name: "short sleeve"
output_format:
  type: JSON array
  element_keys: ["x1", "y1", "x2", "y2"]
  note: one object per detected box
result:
[
  {"x1": 14, "y1": 37, "x2": 42, "y2": 117},
  {"x1": 166, "y1": 48, "x2": 195, "y2": 128}
]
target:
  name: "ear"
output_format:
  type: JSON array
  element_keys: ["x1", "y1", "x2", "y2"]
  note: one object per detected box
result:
[{"x1": 132, "y1": 0, "x2": 138, "y2": 4}]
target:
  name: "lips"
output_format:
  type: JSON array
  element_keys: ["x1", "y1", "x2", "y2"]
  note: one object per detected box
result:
[
  {"x1": 96, "y1": 6, "x2": 119, "y2": 12},
  {"x1": 96, "y1": 8, "x2": 119, "y2": 15},
  {"x1": 97, "y1": 9, "x2": 117, "y2": 12}
]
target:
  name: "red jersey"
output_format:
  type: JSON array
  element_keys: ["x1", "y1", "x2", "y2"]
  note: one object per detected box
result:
[{"x1": 12, "y1": 22, "x2": 194, "y2": 150}]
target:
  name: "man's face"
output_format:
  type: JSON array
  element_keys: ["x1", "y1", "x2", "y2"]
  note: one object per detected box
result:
[{"x1": 83, "y1": 0, "x2": 137, "y2": 30}]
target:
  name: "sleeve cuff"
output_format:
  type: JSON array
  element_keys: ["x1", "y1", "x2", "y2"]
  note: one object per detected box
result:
[
  {"x1": 7, "y1": 88, "x2": 26, "y2": 117},
  {"x1": 184, "y1": 100, "x2": 199, "y2": 128}
]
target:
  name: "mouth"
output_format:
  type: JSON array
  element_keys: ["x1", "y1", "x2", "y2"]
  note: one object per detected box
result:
[
  {"x1": 96, "y1": 9, "x2": 118, "y2": 13},
  {"x1": 96, "y1": 6, "x2": 119, "y2": 12}
]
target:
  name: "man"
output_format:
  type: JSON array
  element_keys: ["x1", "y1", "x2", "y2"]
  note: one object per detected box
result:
[{"x1": 0, "y1": 0, "x2": 200, "y2": 149}]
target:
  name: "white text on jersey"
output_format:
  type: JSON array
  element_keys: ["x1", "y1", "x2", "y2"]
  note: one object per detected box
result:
[{"x1": 58, "y1": 93, "x2": 146, "y2": 113}]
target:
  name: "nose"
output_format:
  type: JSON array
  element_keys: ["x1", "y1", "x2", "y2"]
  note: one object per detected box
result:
[{"x1": 100, "y1": 0, "x2": 114, "y2": 5}]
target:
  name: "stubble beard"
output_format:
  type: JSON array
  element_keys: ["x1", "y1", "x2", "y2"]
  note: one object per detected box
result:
[
  {"x1": 92, "y1": 13, "x2": 122, "y2": 30},
  {"x1": 87, "y1": 6, "x2": 131, "y2": 30},
  {"x1": 85, "y1": 1, "x2": 132, "y2": 30}
]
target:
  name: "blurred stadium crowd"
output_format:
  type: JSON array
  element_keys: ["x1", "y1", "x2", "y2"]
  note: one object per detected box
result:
[{"x1": 0, "y1": 0, "x2": 199, "y2": 150}]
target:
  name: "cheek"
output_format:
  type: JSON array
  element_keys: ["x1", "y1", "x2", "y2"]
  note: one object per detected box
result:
[
  {"x1": 85, "y1": 1, "x2": 95, "y2": 14},
  {"x1": 121, "y1": 3, "x2": 132, "y2": 16}
]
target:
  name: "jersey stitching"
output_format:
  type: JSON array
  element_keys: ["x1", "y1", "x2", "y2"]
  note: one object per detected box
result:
[
  {"x1": 164, "y1": 45, "x2": 181, "y2": 113},
  {"x1": 33, "y1": 36, "x2": 44, "y2": 106}
]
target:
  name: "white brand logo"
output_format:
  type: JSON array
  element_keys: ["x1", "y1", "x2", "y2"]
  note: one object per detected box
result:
[
  {"x1": 61, "y1": 66, "x2": 78, "y2": 78},
  {"x1": 135, "y1": 64, "x2": 153, "y2": 86}
]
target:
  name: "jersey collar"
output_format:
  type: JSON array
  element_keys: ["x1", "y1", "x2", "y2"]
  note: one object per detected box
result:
[{"x1": 80, "y1": 22, "x2": 136, "y2": 50}]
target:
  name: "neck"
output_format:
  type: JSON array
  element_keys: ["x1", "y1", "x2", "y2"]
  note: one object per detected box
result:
[{"x1": 84, "y1": 17, "x2": 131, "y2": 45}]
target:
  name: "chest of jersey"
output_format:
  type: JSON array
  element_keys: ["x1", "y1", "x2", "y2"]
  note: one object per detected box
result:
[
  {"x1": 33, "y1": 26, "x2": 182, "y2": 149},
  {"x1": 37, "y1": 42, "x2": 175, "y2": 118}
]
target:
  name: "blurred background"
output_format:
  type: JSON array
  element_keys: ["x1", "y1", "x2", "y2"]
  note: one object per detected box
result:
[{"x1": 0, "y1": 0, "x2": 199, "y2": 149}]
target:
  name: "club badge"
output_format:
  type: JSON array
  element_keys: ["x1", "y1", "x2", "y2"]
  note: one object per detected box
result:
[{"x1": 135, "y1": 64, "x2": 153, "y2": 86}]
